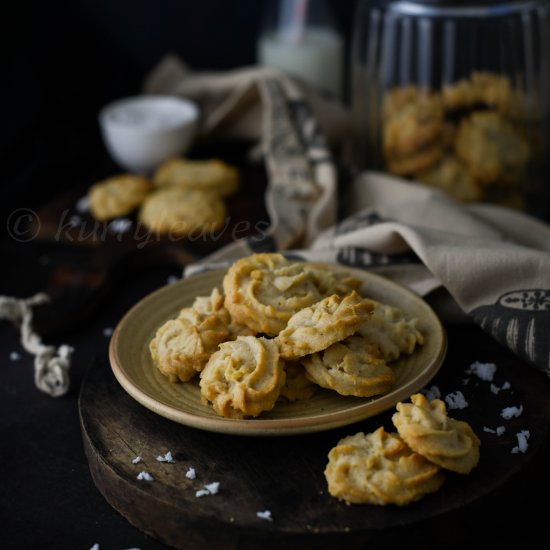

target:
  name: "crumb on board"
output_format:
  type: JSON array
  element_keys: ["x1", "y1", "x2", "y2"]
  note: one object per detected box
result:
[
  {"x1": 131, "y1": 456, "x2": 142, "y2": 464},
  {"x1": 490, "y1": 381, "x2": 511, "y2": 395},
  {"x1": 501, "y1": 405, "x2": 523, "y2": 419},
  {"x1": 186, "y1": 467, "x2": 196, "y2": 480},
  {"x1": 483, "y1": 426, "x2": 506, "y2": 436},
  {"x1": 256, "y1": 510, "x2": 273, "y2": 522},
  {"x1": 195, "y1": 489, "x2": 209, "y2": 498},
  {"x1": 511, "y1": 430, "x2": 530, "y2": 454},
  {"x1": 444, "y1": 390, "x2": 468, "y2": 410},
  {"x1": 136, "y1": 471, "x2": 154, "y2": 481},
  {"x1": 467, "y1": 361, "x2": 497, "y2": 382},
  {"x1": 156, "y1": 451, "x2": 175, "y2": 463},
  {"x1": 195, "y1": 482, "x2": 220, "y2": 497}
]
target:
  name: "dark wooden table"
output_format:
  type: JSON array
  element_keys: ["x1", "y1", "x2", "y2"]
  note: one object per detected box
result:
[{"x1": 2, "y1": 146, "x2": 550, "y2": 549}]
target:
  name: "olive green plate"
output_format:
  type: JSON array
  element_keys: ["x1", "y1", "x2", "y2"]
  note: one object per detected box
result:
[{"x1": 109, "y1": 266, "x2": 447, "y2": 436}]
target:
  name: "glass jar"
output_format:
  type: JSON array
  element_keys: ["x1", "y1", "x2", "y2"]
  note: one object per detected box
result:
[{"x1": 351, "y1": 0, "x2": 550, "y2": 219}]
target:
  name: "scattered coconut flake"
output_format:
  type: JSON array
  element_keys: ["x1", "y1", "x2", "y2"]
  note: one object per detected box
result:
[
  {"x1": 467, "y1": 361, "x2": 497, "y2": 381},
  {"x1": 490, "y1": 381, "x2": 511, "y2": 395},
  {"x1": 109, "y1": 218, "x2": 132, "y2": 234},
  {"x1": 76, "y1": 196, "x2": 90, "y2": 213},
  {"x1": 156, "y1": 451, "x2": 175, "y2": 463},
  {"x1": 167, "y1": 275, "x2": 179, "y2": 285},
  {"x1": 204, "y1": 482, "x2": 220, "y2": 494},
  {"x1": 483, "y1": 426, "x2": 496, "y2": 434},
  {"x1": 444, "y1": 391, "x2": 468, "y2": 410},
  {"x1": 256, "y1": 510, "x2": 273, "y2": 522},
  {"x1": 186, "y1": 467, "x2": 196, "y2": 480},
  {"x1": 501, "y1": 405, "x2": 523, "y2": 419},
  {"x1": 136, "y1": 471, "x2": 154, "y2": 481},
  {"x1": 121, "y1": 547, "x2": 140, "y2": 550},
  {"x1": 102, "y1": 327, "x2": 113, "y2": 337},
  {"x1": 90, "y1": 545, "x2": 100, "y2": 550},
  {"x1": 483, "y1": 426, "x2": 506, "y2": 436},
  {"x1": 195, "y1": 489, "x2": 210, "y2": 498},
  {"x1": 496, "y1": 426, "x2": 506, "y2": 436},
  {"x1": 68, "y1": 214, "x2": 82, "y2": 228},
  {"x1": 422, "y1": 385, "x2": 441, "y2": 400},
  {"x1": 511, "y1": 430, "x2": 530, "y2": 454},
  {"x1": 132, "y1": 456, "x2": 142, "y2": 464},
  {"x1": 10, "y1": 351, "x2": 21, "y2": 361}
]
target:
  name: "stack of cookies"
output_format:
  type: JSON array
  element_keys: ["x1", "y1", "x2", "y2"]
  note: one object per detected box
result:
[
  {"x1": 325, "y1": 393, "x2": 480, "y2": 506},
  {"x1": 149, "y1": 253, "x2": 425, "y2": 419},
  {"x1": 382, "y1": 71, "x2": 531, "y2": 208},
  {"x1": 87, "y1": 157, "x2": 239, "y2": 235}
]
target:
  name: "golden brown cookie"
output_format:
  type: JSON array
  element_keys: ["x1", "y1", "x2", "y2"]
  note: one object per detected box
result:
[
  {"x1": 392, "y1": 393, "x2": 480, "y2": 474},
  {"x1": 149, "y1": 309, "x2": 230, "y2": 383},
  {"x1": 383, "y1": 90, "x2": 444, "y2": 157},
  {"x1": 415, "y1": 157, "x2": 483, "y2": 202},
  {"x1": 223, "y1": 253, "x2": 324, "y2": 337},
  {"x1": 199, "y1": 336, "x2": 285, "y2": 418},
  {"x1": 325, "y1": 427, "x2": 445, "y2": 505},
  {"x1": 386, "y1": 143, "x2": 444, "y2": 176},
  {"x1": 301, "y1": 336, "x2": 395, "y2": 397},
  {"x1": 275, "y1": 291, "x2": 374, "y2": 360},
  {"x1": 302, "y1": 264, "x2": 362, "y2": 297},
  {"x1": 153, "y1": 157, "x2": 239, "y2": 197},
  {"x1": 88, "y1": 174, "x2": 150, "y2": 221},
  {"x1": 454, "y1": 111, "x2": 530, "y2": 184},
  {"x1": 357, "y1": 300, "x2": 424, "y2": 362},
  {"x1": 139, "y1": 188, "x2": 226, "y2": 236},
  {"x1": 279, "y1": 361, "x2": 318, "y2": 402}
]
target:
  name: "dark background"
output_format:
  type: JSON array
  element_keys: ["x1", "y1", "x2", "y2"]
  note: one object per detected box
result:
[{"x1": 2, "y1": 0, "x2": 358, "y2": 227}]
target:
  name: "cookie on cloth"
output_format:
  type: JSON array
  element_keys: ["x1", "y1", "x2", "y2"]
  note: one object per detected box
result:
[
  {"x1": 223, "y1": 253, "x2": 324, "y2": 337},
  {"x1": 357, "y1": 300, "x2": 424, "y2": 362},
  {"x1": 153, "y1": 157, "x2": 239, "y2": 197},
  {"x1": 279, "y1": 361, "x2": 318, "y2": 402},
  {"x1": 325, "y1": 427, "x2": 445, "y2": 506},
  {"x1": 301, "y1": 336, "x2": 395, "y2": 397},
  {"x1": 88, "y1": 173, "x2": 150, "y2": 221},
  {"x1": 199, "y1": 336, "x2": 285, "y2": 418},
  {"x1": 139, "y1": 188, "x2": 226, "y2": 236},
  {"x1": 392, "y1": 393, "x2": 480, "y2": 474},
  {"x1": 275, "y1": 291, "x2": 374, "y2": 360}
]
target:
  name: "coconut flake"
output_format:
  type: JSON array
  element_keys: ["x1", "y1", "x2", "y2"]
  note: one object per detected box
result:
[
  {"x1": 511, "y1": 430, "x2": 530, "y2": 454},
  {"x1": 422, "y1": 385, "x2": 441, "y2": 400},
  {"x1": 195, "y1": 489, "x2": 210, "y2": 498},
  {"x1": 108, "y1": 218, "x2": 132, "y2": 234},
  {"x1": 90, "y1": 545, "x2": 100, "y2": 550},
  {"x1": 204, "y1": 482, "x2": 220, "y2": 494},
  {"x1": 10, "y1": 351, "x2": 21, "y2": 361},
  {"x1": 444, "y1": 391, "x2": 468, "y2": 410},
  {"x1": 156, "y1": 451, "x2": 175, "y2": 463},
  {"x1": 256, "y1": 510, "x2": 273, "y2": 522},
  {"x1": 496, "y1": 426, "x2": 506, "y2": 436},
  {"x1": 167, "y1": 275, "x2": 179, "y2": 285},
  {"x1": 467, "y1": 361, "x2": 497, "y2": 382},
  {"x1": 136, "y1": 471, "x2": 154, "y2": 481},
  {"x1": 186, "y1": 467, "x2": 196, "y2": 480},
  {"x1": 102, "y1": 327, "x2": 113, "y2": 337},
  {"x1": 76, "y1": 196, "x2": 90, "y2": 213},
  {"x1": 132, "y1": 456, "x2": 142, "y2": 464},
  {"x1": 501, "y1": 405, "x2": 523, "y2": 420}
]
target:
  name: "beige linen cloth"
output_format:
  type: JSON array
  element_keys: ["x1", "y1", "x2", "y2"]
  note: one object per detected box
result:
[{"x1": 146, "y1": 56, "x2": 550, "y2": 376}]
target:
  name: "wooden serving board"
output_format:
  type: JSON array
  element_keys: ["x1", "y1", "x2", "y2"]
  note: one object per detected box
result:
[{"x1": 79, "y1": 326, "x2": 550, "y2": 550}]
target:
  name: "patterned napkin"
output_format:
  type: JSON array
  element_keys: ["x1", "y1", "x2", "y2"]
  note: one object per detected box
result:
[{"x1": 146, "y1": 56, "x2": 550, "y2": 377}]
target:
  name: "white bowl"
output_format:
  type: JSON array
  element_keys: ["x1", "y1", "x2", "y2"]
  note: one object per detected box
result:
[{"x1": 99, "y1": 95, "x2": 200, "y2": 173}]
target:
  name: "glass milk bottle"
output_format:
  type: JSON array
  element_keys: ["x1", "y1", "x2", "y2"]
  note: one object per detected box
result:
[{"x1": 257, "y1": 0, "x2": 344, "y2": 100}]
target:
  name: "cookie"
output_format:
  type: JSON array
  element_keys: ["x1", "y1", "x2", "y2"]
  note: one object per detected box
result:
[
  {"x1": 325, "y1": 427, "x2": 445, "y2": 505},
  {"x1": 88, "y1": 174, "x2": 150, "y2": 221},
  {"x1": 139, "y1": 188, "x2": 226, "y2": 236},
  {"x1": 383, "y1": 91, "x2": 444, "y2": 157},
  {"x1": 199, "y1": 336, "x2": 285, "y2": 418},
  {"x1": 223, "y1": 253, "x2": 324, "y2": 337},
  {"x1": 386, "y1": 143, "x2": 444, "y2": 176},
  {"x1": 275, "y1": 291, "x2": 374, "y2": 360},
  {"x1": 416, "y1": 156, "x2": 483, "y2": 202},
  {"x1": 454, "y1": 111, "x2": 530, "y2": 184},
  {"x1": 279, "y1": 361, "x2": 318, "y2": 402},
  {"x1": 153, "y1": 157, "x2": 239, "y2": 197},
  {"x1": 149, "y1": 309, "x2": 230, "y2": 383},
  {"x1": 357, "y1": 300, "x2": 424, "y2": 362},
  {"x1": 392, "y1": 393, "x2": 480, "y2": 474},
  {"x1": 301, "y1": 336, "x2": 395, "y2": 397},
  {"x1": 302, "y1": 264, "x2": 362, "y2": 297}
]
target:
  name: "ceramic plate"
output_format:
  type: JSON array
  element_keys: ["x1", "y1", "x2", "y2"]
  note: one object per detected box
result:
[{"x1": 109, "y1": 265, "x2": 447, "y2": 436}]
